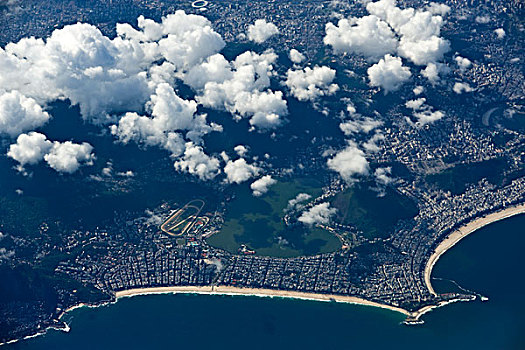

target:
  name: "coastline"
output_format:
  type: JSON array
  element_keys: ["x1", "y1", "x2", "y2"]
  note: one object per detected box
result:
[
  {"x1": 424, "y1": 203, "x2": 525, "y2": 296},
  {"x1": 115, "y1": 285, "x2": 412, "y2": 316}
]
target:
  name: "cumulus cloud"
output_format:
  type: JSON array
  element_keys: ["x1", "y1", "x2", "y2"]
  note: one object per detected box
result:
[
  {"x1": 0, "y1": 91, "x2": 50, "y2": 137},
  {"x1": 362, "y1": 132, "x2": 385, "y2": 153},
  {"x1": 224, "y1": 158, "x2": 260, "y2": 184},
  {"x1": 324, "y1": 0, "x2": 451, "y2": 83},
  {"x1": 247, "y1": 19, "x2": 279, "y2": 43},
  {"x1": 7, "y1": 132, "x2": 52, "y2": 166},
  {"x1": 453, "y1": 82, "x2": 473, "y2": 94},
  {"x1": 186, "y1": 51, "x2": 288, "y2": 129},
  {"x1": 475, "y1": 16, "x2": 490, "y2": 24},
  {"x1": 110, "y1": 83, "x2": 217, "y2": 158},
  {"x1": 7, "y1": 132, "x2": 94, "y2": 173},
  {"x1": 286, "y1": 193, "x2": 312, "y2": 211},
  {"x1": 324, "y1": 15, "x2": 397, "y2": 60},
  {"x1": 494, "y1": 28, "x2": 505, "y2": 39},
  {"x1": 367, "y1": 54, "x2": 411, "y2": 92},
  {"x1": 455, "y1": 56, "x2": 472, "y2": 72},
  {"x1": 285, "y1": 66, "x2": 339, "y2": 101},
  {"x1": 173, "y1": 142, "x2": 220, "y2": 180},
  {"x1": 250, "y1": 175, "x2": 277, "y2": 196},
  {"x1": 327, "y1": 142, "x2": 369, "y2": 182},
  {"x1": 298, "y1": 202, "x2": 336, "y2": 226},
  {"x1": 339, "y1": 117, "x2": 382, "y2": 135},
  {"x1": 44, "y1": 141, "x2": 95, "y2": 173},
  {"x1": 405, "y1": 96, "x2": 444, "y2": 125},
  {"x1": 421, "y1": 62, "x2": 449, "y2": 83},
  {"x1": 289, "y1": 49, "x2": 305, "y2": 64},
  {"x1": 234, "y1": 145, "x2": 248, "y2": 157}
]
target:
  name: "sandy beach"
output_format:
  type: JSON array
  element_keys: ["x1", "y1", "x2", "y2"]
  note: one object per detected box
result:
[
  {"x1": 115, "y1": 285, "x2": 411, "y2": 316},
  {"x1": 424, "y1": 203, "x2": 525, "y2": 296}
]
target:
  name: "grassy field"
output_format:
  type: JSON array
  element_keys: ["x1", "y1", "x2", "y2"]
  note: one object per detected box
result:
[{"x1": 207, "y1": 179, "x2": 341, "y2": 257}]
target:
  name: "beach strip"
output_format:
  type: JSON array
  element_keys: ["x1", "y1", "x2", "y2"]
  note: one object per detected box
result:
[
  {"x1": 424, "y1": 203, "x2": 525, "y2": 296},
  {"x1": 115, "y1": 285, "x2": 411, "y2": 316}
]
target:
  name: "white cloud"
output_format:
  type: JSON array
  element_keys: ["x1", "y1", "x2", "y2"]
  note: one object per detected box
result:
[
  {"x1": 224, "y1": 158, "x2": 260, "y2": 184},
  {"x1": 374, "y1": 167, "x2": 393, "y2": 186},
  {"x1": 426, "y1": 3, "x2": 451, "y2": 16},
  {"x1": 405, "y1": 97, "x2": 426, "y2": 110},
  {"x1": 7, "y1": 132, "x2": 94, "y2": 173},
  {"x1": 453, "y1": 82, "x2": 473, "y2": 94},
  {"x1": 0, "y1": 91, "x2": 50, "y2": 137},
  {"x1": 289, "y1": 49, "x2": 305, "y2": 63},
  {"x1": 413, "y1": 109, "x2": 444, "y2": 125},
  {"x1": 285, "y1": 66, "x2": 339, "y2": 101},
  {"x1": 413, "y1": 85, "x2": 424, "y2": 95},
  {"x1": 286, "y1": 193, "x2": 312, "y2": 211},
  {"x1": 298, "y1": 202, "x2": 336, "y2": 226},
  {"x1": 405, "y1": 96, "x2": 444, "y2": 125},
  {"x1": 234, "y1": 145, "x2": 248, "y2": 157},
  {"x1": 250, "y1": 175, "x2": 277, "y2": 196},
  {"x1": 187, "y1": 51, "x2": 288, "y2": 129},
  {"x1": 475, "y1": 16, "x2": 490, "y2": 24},
  {"x1": 173, "y1": 142, "x2": 220, "y2": 180},
  {"x1": 339, "y1": 117, "x2": 382, "y2": 135},
  {"x1": 110, "y1": 83, "x2": 215, "y2": 158},
  {"x1": 44, "y1": 141, "x2": 95, "y2": 173},
  {"x1": 494, "y1": 28, "x2": 505, "y2": 39},
  {"x1": 327, "y1": 142, "x2": 369, "y2": 182},
  {"x1": 421, "y1": 62, "x2": 449, "y2": 83},
  {"x1": 455, "y1": 56, "x2": 472, "y2": 72},
  {"x1": 367, "y1": 54, "x2": 411, "y2": 92},
  {"x1": 247, "y1": 19, "x2": 279, "y2": 43},
  {"x1": 325, "y1": 0, "x2": 451, "y2": 69},
  {"x1": 324, "y1": 15, "x2": 398, "y2": 60},
  {"x1": 362, "y1": 132, "x2": 385, "y2": 153},
  {"x1": 0, "y1": 248, "x2": 14, "y2": 261},
  {"x1": 7, "y1": 132, "x2": 52, "y2": 166}
]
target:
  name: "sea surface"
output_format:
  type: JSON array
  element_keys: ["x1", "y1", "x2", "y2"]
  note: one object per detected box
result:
[{"x1": 7, "y1": 214, "x2": 525, "y2": 350}]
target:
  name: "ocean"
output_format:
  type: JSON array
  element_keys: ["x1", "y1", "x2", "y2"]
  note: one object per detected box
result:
[{"x1": 6, "y1": 214, "x2": 525, "y2": 350}]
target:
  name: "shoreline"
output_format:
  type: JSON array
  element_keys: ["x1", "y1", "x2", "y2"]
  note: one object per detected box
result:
[
  {"x1": 424, "y1": 203, "x2": 525, "y2": 296},
  {"x1": 115, "y1": 286, "x2": 412, "y2": 316}
]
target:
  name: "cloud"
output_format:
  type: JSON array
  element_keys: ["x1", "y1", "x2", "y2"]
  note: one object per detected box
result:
[
  {"x1": 421, "y1": 62, "x2": 449, "y2": 83},
  {"x1": 324, "y1": 15, "x2": 398, "y2": 60},
  {"x1": 340, "y1": 117, "x2": 382, "y2": 135},
  {"x1": 186, "y1": 51, "x2": 288, "y2": 129},
  {"x1": 452, "y1": 82, "x2": 473, "y2": 94},
  {"x1": 413, "y1": 109, "x2": 444, "y2": 125},
  {"x1": 247, "y1": 19, "x2": 279, "y2": 43},
  {"x1": 298, "y1": 202, "x2": 336, "y2": 226},
  {"x1": 7, "y1": 132, "x2": 52, "y2": 166},
  {"x1": 44, "y1": 141, "x2": 95, "y2": 173},
  {"x1": 250, "y1": 175, "x2": 277, "y2": 196},
  {"x1": 0, "y1": 248, "x2": 14, "y2": 261},
  {"x1": 224, "y1": 158, "x2": 260, "y2": 184},
  {"x1": 405, "y1": 97, "x2": 426, "y2": 110},
  {"x1": 327, "y1": 142, "x2": 369, "y2": 182},
  {"x1": 454, "y1": 56, "x2": 472, "y2": 72},
  {"x1": 405, "y1": 96, "x2": 444, "y2": 125},
  {"x1": 426, "y1": 2, "x2": 451, "y2": 16},
  {"x1": 234, "y1": 145, "x2": 248, "y2": 157},
  {"x1": 285, "y1": 66, "x2": 339, "y2": 101},
  {"x1": 373, "y1": 166, "x2": 393, "y2": 196},
  {"x1": 173, "y1": 142, "x2": 220, "y2": 180},
  {"x1": 110, "y1": 83, "x2": 217, "y2": 158},
  {"x1": 494, "y1": 28, "x2": 505, "y2": 39},
  {"x1": 289, "y1": 49, "x2": 305, "y2": 63},
  {"x1": 362, "y1": 132, "x2": 385, "y2": 153},
  {"x1": 0, "y1": 91, "x2": 50, "y2": 137},
  {"x1": 367, "y1": 54, "x2": 411, "y2": 92},
  {"x1": 7, "y1": 132, "x2": 94, "y2": 173},
  {"x1": 475, "y1": 16, "x2": 490, "y2": 24},
  {"x1": 286, "y1": 193, "x2": 312, "y2": 211}
]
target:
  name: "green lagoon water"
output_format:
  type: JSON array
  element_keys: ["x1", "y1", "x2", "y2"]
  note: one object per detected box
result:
[{"x1": 7, "y1": 215, "x2": 525, "y2": 350}]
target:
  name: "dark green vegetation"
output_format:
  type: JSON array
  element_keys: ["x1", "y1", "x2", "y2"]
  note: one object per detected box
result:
[
  {"x1": 207, "y1": 179, "x2": 341, "y2": 257},
  {"x1": 329, "y1": 182, "x2": 418, "y2": 239},
  {"x1": 426, "y1": 158, "x2": 508, "y2": 195}
]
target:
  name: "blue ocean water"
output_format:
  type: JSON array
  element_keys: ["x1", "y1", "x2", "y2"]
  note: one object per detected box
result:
[{"x1": 7, "y1": 215, "x2": 525, "y2": 350}]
